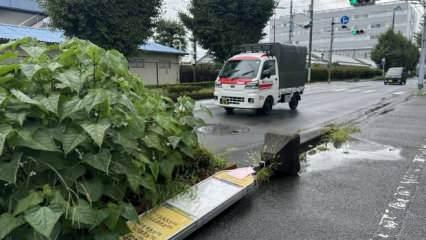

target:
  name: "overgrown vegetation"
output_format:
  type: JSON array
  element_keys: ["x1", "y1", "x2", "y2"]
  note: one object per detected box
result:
[
  {"x1": 325, "y1": 125, "x2": 360, "y2": 146},
  {"x1": 0, "y1": 38, "x2": 223, "y2": 239}
]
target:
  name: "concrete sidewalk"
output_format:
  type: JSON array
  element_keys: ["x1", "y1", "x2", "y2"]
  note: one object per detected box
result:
[
  {"x1": 360, "y1": 94, "x2": 426, "y2": 240},
  {"x1": 189, "y1": 93, "x2": 426, "y2": 240}
]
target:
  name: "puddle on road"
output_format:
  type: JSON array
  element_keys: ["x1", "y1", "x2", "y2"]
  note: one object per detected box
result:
[
  {"x1": 300, "y1": 138, "x2": 403, "y2": 173},
  {"x1": 197, "y1": 124, "x2": 250, "y2": 136}
]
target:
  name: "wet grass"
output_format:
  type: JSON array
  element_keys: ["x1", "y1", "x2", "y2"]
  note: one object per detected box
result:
[{"x1": 325, "y1": 125, "x2": 360, "y2": 146}]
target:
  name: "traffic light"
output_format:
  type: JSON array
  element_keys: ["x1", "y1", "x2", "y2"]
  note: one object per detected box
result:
[
  {"x1": 351, "y1": 28, "x2": 365, "y2": 35},
  {"x1": 349, "y1": 0, "x2": 375, "y2": 7}
]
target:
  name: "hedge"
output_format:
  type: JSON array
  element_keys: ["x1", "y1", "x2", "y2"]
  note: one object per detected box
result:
[{"x1": 180, "y1": 64, "x2": 382, "y2": 83}]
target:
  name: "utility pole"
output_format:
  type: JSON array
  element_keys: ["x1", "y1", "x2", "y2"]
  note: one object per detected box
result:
[
  {"x1": 192, "y1": 37, "x2": 197, "y2": 82},
  {"x1": 289, "y1": 0, "x2": 294, "y2": 43},
  {"x1": 328, "y1": 17, "x2": 335, "y2": 84},
  {"x1": 273, "y1": 16, "x2": 276, "y2": 43},
  {"x1": 418, "y1": 11, "x2": 426, "y2": 90},
  {"x1": 307, "y1": 0, "x2": 314, "y2": 84}
]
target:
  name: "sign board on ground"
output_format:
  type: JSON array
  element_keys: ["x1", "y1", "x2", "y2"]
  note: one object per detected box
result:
[{"x1": 124, "y1": 169, "x2": 256, "y2": 240}]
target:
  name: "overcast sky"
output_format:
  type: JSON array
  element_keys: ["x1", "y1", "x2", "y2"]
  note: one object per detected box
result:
[
  {"x1": 162, "y1": 0, "x2": 402, "y2": 19},
  {"x1": 162, "y1": 0, "x2": 356, "y2": 19}
]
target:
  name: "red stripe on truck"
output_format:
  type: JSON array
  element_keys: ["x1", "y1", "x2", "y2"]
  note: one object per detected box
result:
[
  {"x1": 259, "y1": 83, "x2": 273, "y2": 90},
  {"x1": 220, "y1": 77, "x2": 252, "y2": 85}
]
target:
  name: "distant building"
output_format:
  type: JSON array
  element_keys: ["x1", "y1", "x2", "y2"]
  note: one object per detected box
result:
[
  {"x1": 271, "y1": 1, "x2": 420, "y2": 59},
  {"x1": 0, "y1": 24, "x2": 186, "y2": 85},
  {"x1": 0, "y1": 0, "x2": 46, "y2": 26}
]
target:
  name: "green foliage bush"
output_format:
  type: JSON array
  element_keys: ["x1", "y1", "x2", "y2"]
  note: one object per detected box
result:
[
  {"x1": 0, "y1": 38, "x2": 214, "y2": 239},
  {"x1": 311, "y1": 66, "x2": 382, "y2": 82},
  {"x1": 149, "y1": 82, "x2": 215, "y2": 100}
]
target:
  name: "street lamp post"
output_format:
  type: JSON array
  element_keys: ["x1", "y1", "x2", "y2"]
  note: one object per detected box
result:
[
  {"x1": 328, "y1": 17, "x2": 335, "y2": 84},
  {"x1": 273, "y1": 6, "x2": 287, "y2": 43},
  {"x1": 392, "y1": 6, "x2": 402, "y2": 32},
  {"x1": 307, "y1": 0, "x2": 314, "y2": 84}
]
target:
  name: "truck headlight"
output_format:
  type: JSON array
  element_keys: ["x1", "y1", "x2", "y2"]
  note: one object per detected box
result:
[{"x1": 245, "y1": 82, "x2": 259, "y2": 89}]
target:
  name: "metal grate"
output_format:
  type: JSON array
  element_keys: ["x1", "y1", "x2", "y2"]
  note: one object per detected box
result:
[{"x1": 221, "y1": 96, "x2": 245, "y2": 105}]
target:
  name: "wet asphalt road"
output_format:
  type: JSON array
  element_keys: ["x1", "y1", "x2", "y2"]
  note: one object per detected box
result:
[
  {"x1": 195, "y1": 79, "x2": 415, "y2": 166},
  {"x1": 189, "y1": 79, "x2": 426, "y2": 240}
]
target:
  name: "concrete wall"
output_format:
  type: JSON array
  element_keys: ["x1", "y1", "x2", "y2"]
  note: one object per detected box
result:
[
  {"x1": 0, "y1": 9, "x2": 45, "y2": 26},
  {"x1": 129, "y1": 52, "x2": 181, "y2": 86}
]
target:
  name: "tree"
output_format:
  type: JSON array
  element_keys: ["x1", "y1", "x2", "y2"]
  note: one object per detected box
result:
[
  {"x1": 154, "y1": 19, "x2": 187, "y2": 51},
  {"x1": 371, "y1": 29, "x2": 419, "y2": 71},
  {"x1": 179, "y1": 0, "x2": 276, "y2": 62},
  {"x1": 38, "y1": 0, "x2": 162, "y2": 56}
]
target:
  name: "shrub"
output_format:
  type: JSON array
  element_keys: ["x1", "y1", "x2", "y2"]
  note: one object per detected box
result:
[
  {"x1": 311, "y1": 66, "x2": 382, "y2": 82},
  {"x1": 0, "y1": 38, "x2": 212, "y2": 239}
]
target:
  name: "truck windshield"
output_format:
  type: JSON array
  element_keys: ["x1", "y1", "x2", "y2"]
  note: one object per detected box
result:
[{"x1": 219, "y1": 60, "x2": 261, "y2": 79}]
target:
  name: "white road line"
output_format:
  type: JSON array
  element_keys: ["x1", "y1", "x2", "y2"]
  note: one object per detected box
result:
[
  {"x1": 348, "y1": 89, "x2": 362, "y2": 93},
  {"x1": 392, "y1": 91, "x2": 406, "y2": 95},
  {"x1": 363, "y1": 90, "x2": 377, "y2": 94},
  {"x1": 334, "y1": 88, "x2": 346, "y2": 92}
]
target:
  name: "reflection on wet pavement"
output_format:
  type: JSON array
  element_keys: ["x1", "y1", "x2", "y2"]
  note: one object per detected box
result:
[{"x1": 301, "y1": 138, "x2": 403, "y2": 173}]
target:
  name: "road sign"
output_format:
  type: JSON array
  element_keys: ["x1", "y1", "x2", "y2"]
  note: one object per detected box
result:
[
  {"x1": 340, "y1": 16, "x2": 350, "y2": 25},
  {"x1": 126, "y1": 168, "x2": 256, "y2": 240}
]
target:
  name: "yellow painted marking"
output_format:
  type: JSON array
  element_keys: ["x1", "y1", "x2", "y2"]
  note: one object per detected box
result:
[
  {"x1": 214, "y1": 171, "x2": 255, "y2": 188},
  {"x1": 124, "y1": 206, "x2": 193, "y2": 240}
]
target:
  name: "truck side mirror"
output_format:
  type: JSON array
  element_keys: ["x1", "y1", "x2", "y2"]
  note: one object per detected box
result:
[{"x1": 262, "y1": 70, "x2": 271, "y2": 79}]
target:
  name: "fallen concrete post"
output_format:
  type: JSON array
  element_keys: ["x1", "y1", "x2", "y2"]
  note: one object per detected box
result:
[{"x1": 262, "y1": 133, "x2": 301, "y2": 176}]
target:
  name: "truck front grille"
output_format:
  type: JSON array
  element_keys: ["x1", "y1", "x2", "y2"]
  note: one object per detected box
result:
[{"x1": 221, "y1": 96, "x2": 245, "y2": 105}]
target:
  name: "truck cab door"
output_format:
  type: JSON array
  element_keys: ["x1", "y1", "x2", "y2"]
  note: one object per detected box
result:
[{"x1": 260, "y1": 59, "x2": 279, "y2": 97}]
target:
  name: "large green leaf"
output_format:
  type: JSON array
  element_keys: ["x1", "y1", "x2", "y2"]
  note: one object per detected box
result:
[
  {"x1": 20, "y1": 46, "x2": 46, "y2": 58},
  {"x1": 161, "y1": 152, "x2": 184, "y2": 180},
  {"x1": 81, "y1": 120, "x2": 111, "y2": 147},
  {"x1": 24, "y1": 206, "x2": 63, "y2": 238},
  {"x1": 62, "y1": 128, "x2": 87, "y2": 155},
  {"x1": 142, "y1": 133, "x2": 167, "y2": 153},
  {"x1": 83, "y1": 150, "x2": 112, "y2": 174},
  {"x1": 120, "y1": 203, "x2": 138, "y2": 223},
  {"x1": 40, "y1": 94, "x2": 60, "y2": 115},
  {"x1": 78, "y1": 178, "x2": 103, "y2": 202},
  {"x1": 5, "y1": 112, "x2": 27, "y2": 126},
  {"x1": 16, "y1": 129, "x2": 60, "y2": 152},
  {"x1": 79, "y1": 90, "x2": 108, "y2": 113},
  {"x1": 0, "y1": 124, "x2": 13, "y2": 156},
  {"x1": 55, "y1": 70, "x2": 84, "y2": 93},
  {"x1": 20, "y1": 64, "x2": 42, "y2": 80},
  {"x1": 14, "y1": 191, "x2": 44, "y2": 216},
  {"x1": 0, "y1": 64, "x2": 18, "y2": 76},
  {"x1": 0, "y1": 213, "x2": 25, "y2": 239},
  {"x1": 67, "y1": 201, "x2": 97, "y2": 226},
  {"x1": 59, "y1": 97, "x2": 84, "y2": 121},
  {"x1": 0, "y1": 153, "x2": 22, "y2": 184},
  {"x1": 0, "y1": 51, "x2": 18, "y2": 64},
  {"x1": 127, "y1": 173, "x2": 156, "y2": 193},
  {"x1": 10, "y1": 89, "x2": 46, "y2": 112},
  {"x1": 0, "y1": 88, "x2": 7, "y2": 105}
]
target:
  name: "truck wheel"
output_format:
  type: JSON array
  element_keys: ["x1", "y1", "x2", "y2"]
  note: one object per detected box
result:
[
  {"x1": 289, "y1": 98, "x2": 299, "y2": 111},
  {"x1": 225, "y1": 107, "x2": 234, "y2": 114},
  {"x1": 259, "y1": 97, "x2": 273, "y2": 115}
]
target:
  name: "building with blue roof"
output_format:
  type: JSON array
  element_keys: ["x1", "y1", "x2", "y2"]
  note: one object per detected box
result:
[
  {"x1": 0, "y1": 0, "x2": 46, "y2": 27},
  {"x1": 0, "y1": 23, "x2": 187, "y2": 85}
]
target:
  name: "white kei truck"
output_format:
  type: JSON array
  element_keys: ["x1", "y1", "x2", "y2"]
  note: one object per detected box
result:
[{"x1": 214, "y1": 43, "x2": 307, "y2": 115}]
